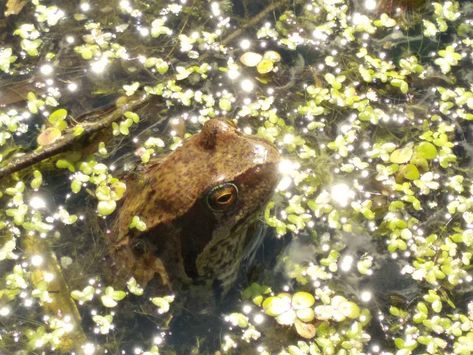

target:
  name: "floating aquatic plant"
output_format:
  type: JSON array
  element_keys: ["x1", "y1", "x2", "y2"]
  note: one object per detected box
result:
[{"x1": 0, "y1": 0, "x2": 473, "y2": 353}]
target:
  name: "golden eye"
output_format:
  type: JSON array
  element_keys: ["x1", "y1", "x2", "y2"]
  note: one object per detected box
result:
[{"x1": 206, "y1": 183, "x2": 238, "y2": 212}]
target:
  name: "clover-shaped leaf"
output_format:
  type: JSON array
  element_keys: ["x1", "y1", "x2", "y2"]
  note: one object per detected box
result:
[
  {"x1": 129, "y1": 216, "x2": 147, "y2": 231},
  {"x1": 150, "y1": 295, "x2": 175, "y2": 314},
  {"x1": 126, "y1": 277, "x2": 144, "y2": 296},
  {"x1": 151, "y1": 18, "x2": 172, "y2": 38},
  {"x1": 71, "y1": 285, "x2": 95, "y2": 303},
  {"x1": 101, "y1": 286, "x2": 126, "y2": 308}
]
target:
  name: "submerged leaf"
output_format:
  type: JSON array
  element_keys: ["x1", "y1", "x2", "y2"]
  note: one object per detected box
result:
[{"x1": 37, "y1": 127, "x2": 61, "y2": 146}]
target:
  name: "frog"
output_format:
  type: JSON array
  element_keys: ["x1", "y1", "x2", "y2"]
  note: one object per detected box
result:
[{"x1": 108, "y1": 118, "x2": 280, "y2": 311}]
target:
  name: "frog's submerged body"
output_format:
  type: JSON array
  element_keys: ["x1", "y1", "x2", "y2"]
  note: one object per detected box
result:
[{"x1": 109, "y1": 119, "x2": 280, "y2": 311}]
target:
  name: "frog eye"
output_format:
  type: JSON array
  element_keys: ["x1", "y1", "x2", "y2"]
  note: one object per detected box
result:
[{"x1": 206, "y1": 183, "x2": 239, "y2": 212}]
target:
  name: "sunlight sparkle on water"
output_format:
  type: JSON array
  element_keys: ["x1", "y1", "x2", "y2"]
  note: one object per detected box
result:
[
  {"x1": 44, "y1": 272, "x2": 55, "y2": 282},
  {"x1": 67, "y1": 82, "x2": 78, "y2": 92},
  {"x1": 253, "y1": 313, "x2": 265, "y2": 324},
  {"x1": 364, "y1": 0, "x2": 377, "y2": 11},
  {"x1": 277, "y1": 159, "x2": 300, "y2": 191},
  {"x1": 210, "y1": 2, "x2": 221, "y2": 16},
  {"x1": 312, "y1": 29, "x2": 328, "y2": 41},
  {"x1": 243, "y1": 126, "x2": 252, "y2": 135},
  {"x1": 139, "y1": 27, "x2": 150, "y2": 36},
  {"x1": 40, "y1": 64, "x2": 54, "y2": 76},
  {"x1": 227, "y1": 67, "x2": 240, "y2": 80},
  {"x1": 278, "y1": 159, "x2": 299, "y2": 174},
  {"x1": 371, "y1": 344, "x2": 381, "y2": 353},
  {"x1": 23, "y1": 298, "x2": 33, "y2": 308},
  {"x1": 283, "y1": 134, "x2": 294, "y2": 145},
  {"x1": 277, "y1": 176, "x2": 292, "y2": 191},
  {"x1": 30, "y1": 195, "x2": 46, "y2": 209},
  {"x1": 31, "y1": 255, "x2": 44, "y2": 267},
  {"x1": 82, "y1": 342, "x2": 96, "y2": 355},
  {"x1": 240, "y1": 79, "x2": 254, "y2": 92},
  {"x1": 240, "y1": 39, "x2": 251, "y2": 50},
  {"x1": 330, "y1": 183, "x2": 355, "y2": 207},
  {"x1": 352, "y1": 12, "x2": 365, "y2": 26},
  {"x1": 340, "y1": 254, "x2": 354, "y2": 272},
  {"x1": 91, "y1": 56, "x2": 109, "y2": 74},
  {"x1": 0, "y1": 306, "x2": 10, "y2": 317},
  {"x1": 119, "y1": 0, "x2": 132, "y2": 11},
  {"x1": 80, "y1": 2, "x2": 90, "y2": 12},
  {"x1": 360, "y1": 290, "x2": 372, "y2": 302}
]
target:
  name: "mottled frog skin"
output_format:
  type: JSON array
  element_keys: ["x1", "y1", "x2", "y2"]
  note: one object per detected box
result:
[{"x1": 110, "y1": 119, "x2": 280, "y2": 308}]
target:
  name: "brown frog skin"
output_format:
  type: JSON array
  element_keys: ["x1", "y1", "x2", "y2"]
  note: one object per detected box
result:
[{"x1": 109, "y1": 118, "x2": 280, "y2": 309}]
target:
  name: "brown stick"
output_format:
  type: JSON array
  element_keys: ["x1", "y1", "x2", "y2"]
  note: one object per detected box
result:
[
  {"x1": 221, "y1": 0, "x2": 292, "y2": 46},
  {"x1": 23, "y1": 234, "x2": 88, "y2": 353},
  {"x1": 0, "y1": 94, "x2": 147, "y2": 178}
]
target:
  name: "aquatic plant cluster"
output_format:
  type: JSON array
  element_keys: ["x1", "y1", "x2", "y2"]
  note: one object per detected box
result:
[{"x1": 1, "y1": 0, "x2": 473, "y2": 353}]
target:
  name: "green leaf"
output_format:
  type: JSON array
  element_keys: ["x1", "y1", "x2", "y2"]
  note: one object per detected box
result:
[
  {"x1": 242, "y1": 282, "x2": 271, "y2": 306},
  {"x1": 97, "y1": 200, "x2": 116, "y2": 216},
  {"x1": 73, "y1": 124, "x2": 84, "y2": 137},
  {"x1": 56, "y1": 159, "x2": 75, "y2": 172},
  {"x1": 226, "y1": 312, "x2": 249, "y2": 328},
  {"x1": 71, "y1": 179, "x2": 82, "y2": 193},
  {"x1": 30, "y1": 170, "x2": 43, "y2": 190},
  {"x1": 400, "y1": 164, "x2": 420, "y2": 180},
  {"x1": 292, "y1": 291, "x2": 315, "y2": 309},
  {"x1": 257, "y1": 59, "x2": 274, "y2": 74},
  {"x1": 129, "y1": 215, "x2": 147, "y2": 231},
  {"x1": 124, "y1": 111, "x2": 140, "y2": 123},
  {"x1": 71, "y1": 285, "x2": 95, "y2": 302},
  {"x1": 95, "y1": 185, "x2": 111, "y2": 201},
  {"x1": 390, "y1": 145, "x2": 413, "y2": 164},
  {"x1": 126, "y1": 277, "x2": 144, "y2": 296},
  {"x1": 432, "y1": 299, "x2": 442, "y2": 313},
  {"x1": 240, "y1": 52, "x2": 263, "y2": 67},
  {"x1": 219, "y1": 98, "x2": 232, "y2": 111},
  {"x1": 101, "y1": 286, "x2": 126, "y2": 307},
  {"x1": 416, "y1": 142, "x2": 438, "y2": 160},
  {"x1": 48, "y1": 108, "x2": 67, "y2": 125},
  {"x1": 155, "y1": 59, "x2": 169, "y2": 74},
  {"x1": 151, "y1": 18, "x2": 172, "y2": 38},
  {"x1": 262, "y1": 294, "x2": 291, "y2": 317},
  {"x1": 150, "y1": 295, "x2": 175, "y2": 314},
  {"x1": 123, "y1": 82, "x2": 139, "y2": 96}
]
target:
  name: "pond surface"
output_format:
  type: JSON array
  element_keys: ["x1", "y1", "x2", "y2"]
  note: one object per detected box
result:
[{"x1": 1, "y1": 0, "x2": 473, "y2": 354}]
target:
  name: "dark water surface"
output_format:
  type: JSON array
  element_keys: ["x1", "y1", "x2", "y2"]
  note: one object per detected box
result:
[{"x1": 1, "y1": 0, "x2": 473, "y2": 354}]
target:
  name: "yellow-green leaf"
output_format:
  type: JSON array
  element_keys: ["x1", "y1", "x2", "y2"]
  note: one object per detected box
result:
[
  {"x1": 256, "y1": 59, "x2": 274, "y2": 74},
  {"x1": 390, "y1": 146, "x2": 413, "y2": 164},
  {"x1": 416, "y1": 142, "x2": 438, "y2": 160},
  {"x1": 400, "y1": 164, "x2": 420, "y2": 180}
]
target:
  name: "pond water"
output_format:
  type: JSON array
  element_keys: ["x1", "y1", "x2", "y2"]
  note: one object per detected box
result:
[{"x1": 1, "y1": 0, "x2": 473, "y2": 354}]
